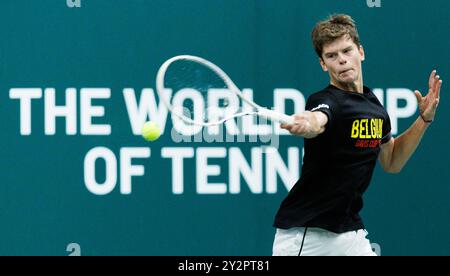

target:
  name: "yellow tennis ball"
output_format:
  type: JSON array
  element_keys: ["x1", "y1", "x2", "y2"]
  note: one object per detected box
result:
[{"x1": 141, "y1": 121, "x2": 161, "y2": 141}]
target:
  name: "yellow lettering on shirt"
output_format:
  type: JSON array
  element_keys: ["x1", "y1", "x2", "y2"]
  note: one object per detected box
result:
[
  {"x1": 371, "y1": 119, "x2": 376, "y2": 138},
  {"x1": 350, "y1": 118, "x2": 384, "y2": 139},
  {"x1": 351, "y1": 120, "x2": 359, "y2": 138}
]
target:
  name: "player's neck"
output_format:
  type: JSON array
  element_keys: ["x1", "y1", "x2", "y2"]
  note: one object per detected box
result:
[{"x1": 331, "y1": 79, "x2": 363, "y2": 94}]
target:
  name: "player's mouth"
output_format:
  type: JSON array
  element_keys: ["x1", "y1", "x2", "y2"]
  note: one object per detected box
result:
[{"x1": 340, "y1": 68, "x2": 353, "y2": 75}]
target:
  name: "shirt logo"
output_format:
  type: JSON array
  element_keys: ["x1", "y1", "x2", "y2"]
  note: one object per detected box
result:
[
  {"x1": 351, "y1": 118, "x2": 383, "y2": 148},
  {"x1": 311, "y1": 104, "x2": 330, "y2": 112}
]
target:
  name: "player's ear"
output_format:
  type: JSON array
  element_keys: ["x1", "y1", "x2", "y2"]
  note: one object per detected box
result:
[
  {"x1": 359, "y1": 45, "x2": 365, "y2": 62},
  {"x1": 319, "y1": 58, "x2": 328, "y2": 72}
]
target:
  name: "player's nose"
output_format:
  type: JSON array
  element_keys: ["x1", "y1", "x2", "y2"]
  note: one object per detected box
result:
[
  {"x1": 336, "y1": 52, "x2": 347, "y2": 64},
  {"x1": 338, "y1": 55, "x2": 347, "y2": 65}
]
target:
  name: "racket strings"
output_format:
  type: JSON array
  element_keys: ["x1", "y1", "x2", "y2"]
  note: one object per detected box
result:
[{"x1": 163, "y1": 60, "x2": 253, "y2": 125}]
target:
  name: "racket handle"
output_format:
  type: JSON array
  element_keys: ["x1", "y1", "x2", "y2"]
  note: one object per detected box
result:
[{"x1": 258, "y1": 108, "x2": 294, "y2": 125}]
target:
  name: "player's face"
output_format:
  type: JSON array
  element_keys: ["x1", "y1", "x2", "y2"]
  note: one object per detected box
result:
[{"x1": 320, "y1": 35, "x2": 365, "y2": 86}]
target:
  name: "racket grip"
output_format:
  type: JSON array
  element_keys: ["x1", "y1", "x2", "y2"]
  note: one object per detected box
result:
[{"x1": 258, "y1": 108, "x2": 294, "y2": 125}]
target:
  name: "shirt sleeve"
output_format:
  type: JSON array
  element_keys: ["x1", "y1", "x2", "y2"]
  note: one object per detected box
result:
[
  {"x1": 305, "y1": 93, "x2": 337, "y2": 127},
  {"x1": 380, "y1": 112, "x2": 392, "y2": 144}
]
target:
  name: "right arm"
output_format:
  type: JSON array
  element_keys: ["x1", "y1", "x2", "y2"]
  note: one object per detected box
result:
[{"x1": 281, "y1": 111, "x2": 328, "y2": 138}]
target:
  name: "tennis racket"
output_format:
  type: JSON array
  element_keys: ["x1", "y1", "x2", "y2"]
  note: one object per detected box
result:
[{"x1": 155, "y1": 55, "x2": 294, "y2": 127}]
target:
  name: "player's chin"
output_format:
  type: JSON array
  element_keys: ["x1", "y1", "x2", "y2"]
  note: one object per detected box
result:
[
  {"x1": 339, "y1": 71, "x2": 357, "y2": 81},
  {"x1": 339, "y1": 76, "x2": 357, "y2": 83}
]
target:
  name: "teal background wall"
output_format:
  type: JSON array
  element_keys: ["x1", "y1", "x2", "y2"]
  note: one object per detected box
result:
[{"x1": 0, "y1": 0, "x2": 449, "y2": 255}]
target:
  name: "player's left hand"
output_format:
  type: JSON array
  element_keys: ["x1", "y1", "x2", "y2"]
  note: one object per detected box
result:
[{"x1": 414, "y1": 70, "x2": 443, "y2": 122}]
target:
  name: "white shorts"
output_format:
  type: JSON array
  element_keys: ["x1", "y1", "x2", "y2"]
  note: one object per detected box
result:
[{"x1": 272, "y1": 227, "x2": 377, "y2": 256}]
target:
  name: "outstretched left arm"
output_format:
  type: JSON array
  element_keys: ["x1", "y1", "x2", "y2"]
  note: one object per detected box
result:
[{"x1": 379, "y1": 70, "x2": 443, "y2": 173}]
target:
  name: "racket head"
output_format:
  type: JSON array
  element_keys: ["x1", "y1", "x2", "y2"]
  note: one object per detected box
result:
[{"x1": 155, "y1": 55, "x2": 261, "y2": 127}]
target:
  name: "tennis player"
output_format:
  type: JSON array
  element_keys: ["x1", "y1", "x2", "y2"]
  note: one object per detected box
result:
[{"x1": 272, "y1": 14, "x2": 442, "y2": 256}]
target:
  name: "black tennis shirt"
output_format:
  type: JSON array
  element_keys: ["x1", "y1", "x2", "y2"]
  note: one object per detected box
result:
[{"x1": 274, "y1": 84, "x2": 392, "y2": 233}]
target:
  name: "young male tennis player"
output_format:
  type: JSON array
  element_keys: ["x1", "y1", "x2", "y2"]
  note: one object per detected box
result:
[{"x1": 272, "y1": 14, "x2": 442, "y2": 256}]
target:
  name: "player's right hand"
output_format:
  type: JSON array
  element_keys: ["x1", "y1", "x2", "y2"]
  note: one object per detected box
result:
[{"x1": 281, "y1": 111, "x2": 327, "y2": 138}]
